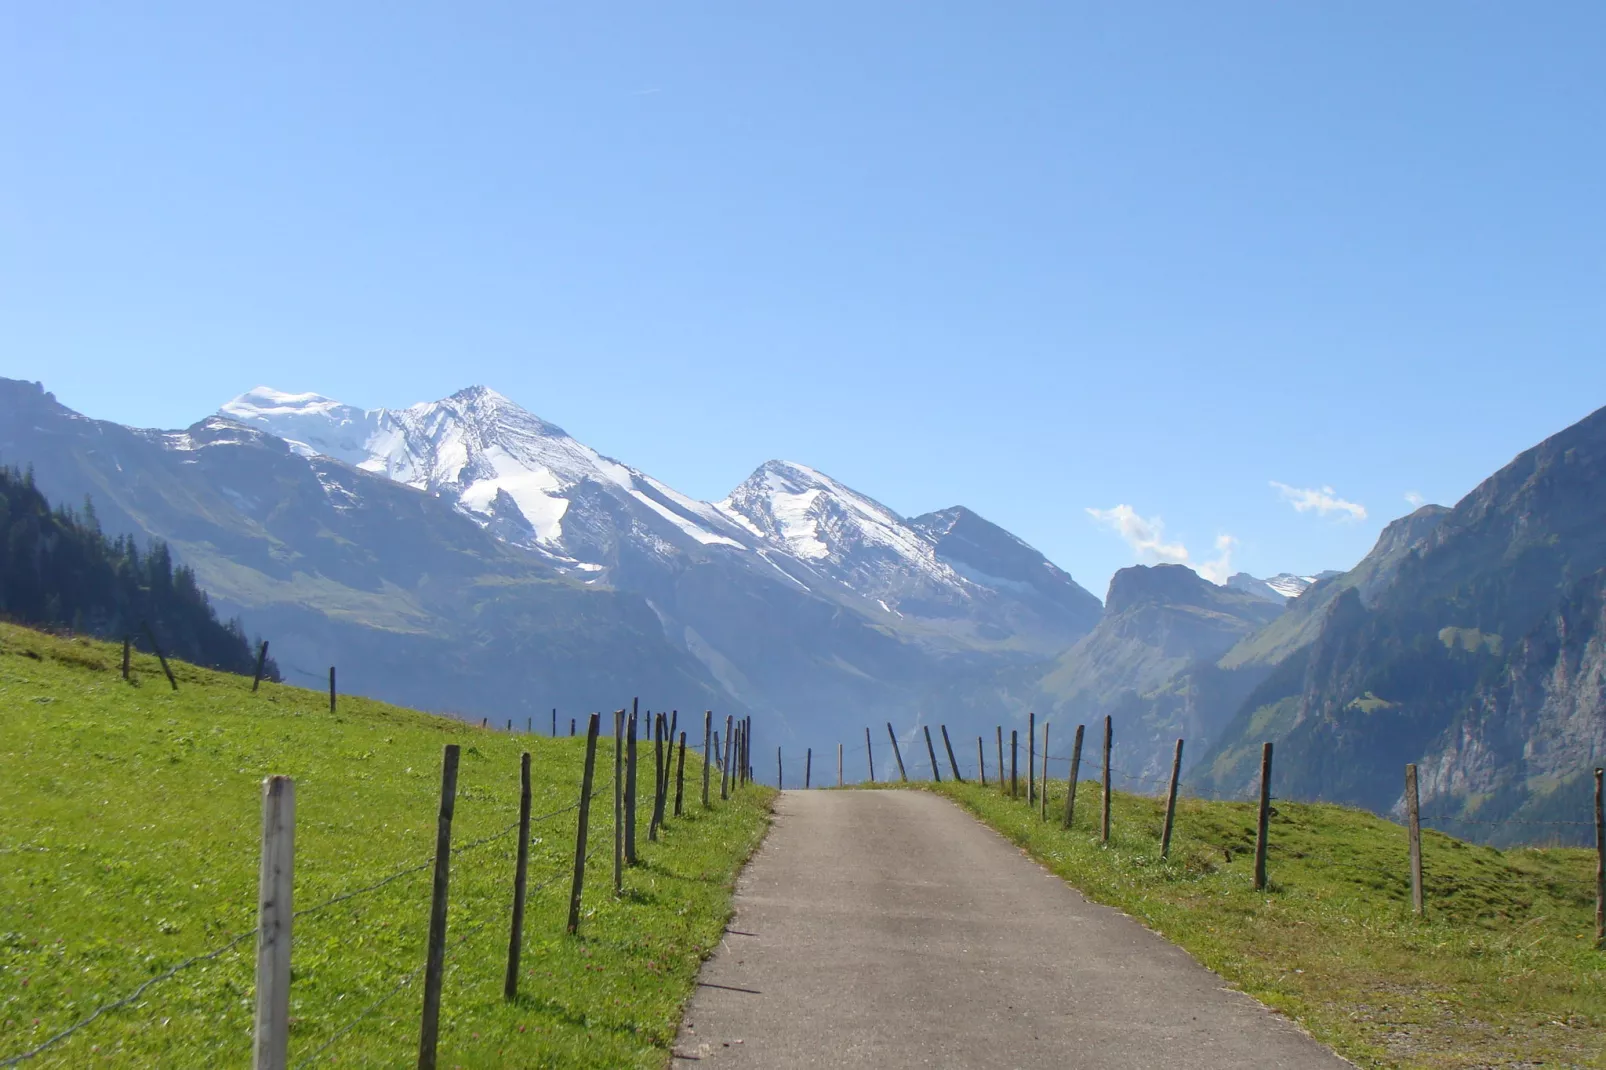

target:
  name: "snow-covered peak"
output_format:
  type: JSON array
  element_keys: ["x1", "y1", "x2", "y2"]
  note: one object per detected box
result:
[
  {"x1": 1226, "y1": 571, "x2": 1341, "y2": 603},
  {"x1": 221, "y1": 387, "x2": 380, "y2": 464},
  {"x1": 718, "y1": 460, "x2": 941, "y2": 575}
]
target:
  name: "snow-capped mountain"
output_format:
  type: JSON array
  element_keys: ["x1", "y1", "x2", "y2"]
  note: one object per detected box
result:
[
  {"x1": 220, "y1": 386, "x2": 1101, "y2": 650},
  {"x1": 1226, "y1": 571, "x2": 1342, "y2": 603}
]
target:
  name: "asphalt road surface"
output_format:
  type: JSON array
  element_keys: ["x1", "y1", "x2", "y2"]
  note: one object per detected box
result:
[{"x1": 673, "y1": 789, "x2": 1352, "y2": 1069}]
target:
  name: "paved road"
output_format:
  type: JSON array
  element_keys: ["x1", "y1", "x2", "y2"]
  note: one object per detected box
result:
[{"x1": 674, "y1": 789, "x2": 1351, "y2": 1069}]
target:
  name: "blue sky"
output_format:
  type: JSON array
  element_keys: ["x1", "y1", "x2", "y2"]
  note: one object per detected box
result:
[{"x1": 4, "y1": 3, "x2": 1603, "y2": 597}]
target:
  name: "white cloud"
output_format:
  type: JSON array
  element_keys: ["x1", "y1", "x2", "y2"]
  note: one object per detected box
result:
[
  {"x1": 1086, "y1": 505, "x2": 1236, "y2": 584},
  {"x1": 1404, "y1": 490, "x2": 1425, "y2": 508},
  {"x1": 1270, "y1": 481, "x2": 1367, "y2": 521}
]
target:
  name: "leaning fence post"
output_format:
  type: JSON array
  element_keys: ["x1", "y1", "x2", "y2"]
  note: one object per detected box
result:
[
  {"x1": 722, "y1": 716, "x2": 734, "y2": 799},
  {"x1": 866, "y1": 726, "x2": 876, "y2": 782},
  {"x1": 1593, "y1": 767, "x2": 1603, "y2": 949},
  {"x1": 1040, "y1": 722, "x2": 1050, "y2": 820},
  {"x1": 417, "y1": 744, "x2": 460, "y2": 1070},
  {"x1": 1100, "y1": 716, "x2": 1112, "y2": 845},
  {"x1": 328, "y1": 666, "x2": 336, "y2": 713},
  {"x1": 805, "y1": 747, "x2": 812, "y2": 789},
  {"x1": 613, "y1": 711, "x2": 624, "y2": 895},
  {"x1": 505, "y1": 753, "x2": 533, "y2": 999},
  {"x1": 702, "y1": 711, "x2": 713, "y2": 808},
  {"x1": 567, "y1": 714, "x2": 601, "y2": 933},
  {"x1": 141, "y1": 621, "x2": 178, "y2": 690},
  {"x1": 887, "y1": 723, "x2": 908, "y2": 782},
  {"x1": 1405, "y1": 763, "x2": 1424, "y2": 916},
  {"x1": 1063, "y1": 724, "x2": 1084, "y2": 829},
  {"x1": 251, "y1": 640, "x2": 268, "y2": 692},
  {"x1": 923, "y1": 725, "x2": 942, "y2": 783},
  {"x1": 253, "y1": 775, "x2": 294, "y2": 1070},
  {"x1": 977, "y1": 736, "x2": 987, "y2": 786},
  {"x1": 624, "y1": 710, "x2": 639, "y2": 864},
  {"x1": 1160, "y1": 738, "x2": 1184, "y2": 858},
  {"x1": 1253, "y1": 742, "x2": 1274, "y2": 891},
  {"x1": 674, "y1": 732, "x2": 687, "y2": 816},
  {"x1": 941, "y1": 725, "x2": 962, "y2": 782}
]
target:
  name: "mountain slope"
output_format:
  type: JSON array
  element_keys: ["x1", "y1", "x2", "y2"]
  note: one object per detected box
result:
[{"x1": 1193, "y1": 402, "x2": 1606, "y2": 841}]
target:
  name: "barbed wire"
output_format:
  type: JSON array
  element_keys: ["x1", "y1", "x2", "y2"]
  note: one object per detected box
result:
[{"x1": 0, "y1": 926, "x2": 258, "y2": 1067}]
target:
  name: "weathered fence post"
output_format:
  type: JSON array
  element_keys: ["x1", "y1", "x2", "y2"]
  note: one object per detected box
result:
[
  {"x1": 977, "y1": 736, "x2": 987, "y2": 786},
  {"x1": 417, "y1": 744, "x2": 460, "y2": 1070},
  {"x1": 996, "y1": 727, "x2": 1005, "y2": 795},
  {"x1": 141, "y1": 621, "x2": 178, "y2": 690},
  {"x1": 805, "y1": 747, "x2": 812, "y2": 789},
  {"x1": 1041, "y1": 722, "x2": 1050, "y2": 820},
  {"x1": 1010, "y1": 730, "x2": 1019, "y2": 798},
  {"x1": 940, "y1": 725, "x2": 962, "y2": 783},
  {"x1": 1100, "y1": 716, "x2": 1113, "y2": 845},
  {"x1": 674, "y1": 732, "x2": 687, "y2": 816},
  {"x1": 570, "y1": 718, "x2": 576, "y2": 737},
  {"x1": 251, "y1": 640, "x2": 268, "y2": 692},
  {"x1": 1253, "y1": 742, "x2": 1274, "y2": 892},
  {"x1": 923, "y1": 725, "x2": 942, "y2": 783},
  {"x1": 1594, "y1": 767, "x2": 1603, "y2": 949},
  {"x1": 1405, "y1": 763, "x2": 1424, "y2": 916},
  {"x1": 702, "y1": 711, "x2": 712, "y2": 808},
  {"x1": 866, "y1": 726, "x2": 876, "y2": 782},
  {"x1": 552, "y1": 708, "x2": 556, "y2": 735},
  {"x1": 837, "y1": 743, "x2": 843, "y2": 787},
  {"x1": 614, "y1": 711, "x2": 624, "y2": 895},
  {"x1": 328, "y1": 666, "x2": 336, "y2": 713},
  {"x1": 777, "y1": 746, "x2": 783, "y2": 790},
  {"x1": 1161, "y1": 739, "x2": 1184, "y2": 859},
  {"x1": 1028, "y1": 712, "x2": 1036, "y2": 805},
  {"x1": 505, "y1": 753, "x2": 533, "y2": 999},
  {"x1": 722, "y1": 715, "x2": 734, "y2": 799},
  {"x1": 1063, "y1": 724, "x2": 1084, "y2": 830},
  {"x1": 649, "y1": 713, "x2": 665, "y2": 842},
  {"x1": 886, "y1": 723, "x2": 908, "y2": 782},
  {"x1": 253, "y1": 775, "x2": 294, "y2": 1070},
  {"x1": 567, "y1": 714, "x2": 601, "y2": 933},
  {"x1": 624, "y1": 710, "x2": 639, "y2": 864}
]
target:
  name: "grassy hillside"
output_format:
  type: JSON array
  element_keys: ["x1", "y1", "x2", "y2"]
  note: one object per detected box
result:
[
  {"x1": 0, "y1": 622, "x2": 772, "y2": 1068},
  {"x1": 917, "y1": 777, "x2": 1603, "y2": 1069}
]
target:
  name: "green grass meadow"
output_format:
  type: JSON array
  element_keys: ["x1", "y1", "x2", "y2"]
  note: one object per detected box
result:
[
  {"x1": 911, "y1": 773, "x2": 1604, "y2": 1069},
  {"x1": 0, "y1": 623, "x2": 773, "y2": 1068}
]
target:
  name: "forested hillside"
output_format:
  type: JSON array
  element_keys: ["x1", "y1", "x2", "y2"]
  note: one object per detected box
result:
[{"x1": 0, "y1": 465, "x2": 273, "y2": 678}]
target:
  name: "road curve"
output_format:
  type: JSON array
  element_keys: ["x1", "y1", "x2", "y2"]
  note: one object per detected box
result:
[{"x1": 673, "y1": 789, "x2": 1351, "y2": 1069}]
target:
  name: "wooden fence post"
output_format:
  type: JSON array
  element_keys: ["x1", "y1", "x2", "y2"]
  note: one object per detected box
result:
[
  {"x1": 777, "y1": 746, "x2": 783, "y2": 790},
  {"x1": 837, "y1": 743, "x2": 843, "y2": 787},
  {"x1": 614, "y1": 711, "x2": 624, "y2": 895},
  {"x1": 674, "y1": 732, "x2": 687, "y2": 816},
  {"x1": 733, "y1": 723, "x2": 743, "y2": 789},
  {"x1": 866, "y1": 726, "x2": 876, "y2": 783},
  {"x1": 328, "y1": 667, "x2": 336, "y2": 713},
  {"x1": 552, "y1": 708, "x2": 556, "y2": 735},
  {"x1": 940, "y1": 725, "x2": 962, "y2": 782},
  {"x1": 252, "y1": 775, "x2": 294, "y2": 1070},
  {"x1": 624, "y1": 711, "x2": 638, "y2": 864},
  {"x1": 1593, "y1": 767, "x2": 1603, "y2": 949},
  {"x1": 1161, "y1": 739, "x2": 1184, "y2": 858},
  {"x1": 122, "y1": 636, "x2": 131, "y2": 681},
  {"x1": 923, "y1": 725, "x2": 942, "y2": 783},
  {"x1": 1100, "y1": 716, "x2": 1113, "y2": 845},
  {"x1": 649, "y1": 713, "x2": 665, "y2": 842},
  {"x1": 1040, "y1": 722, "x2": 1050, "y2": 820},
  {"x1": 505, "y1": 753, "x2": 533, "y2": 999},
  {"x1": 1010, "y1": 730, "x2": 1018, "y2": 799},
  {"x1": 886, "y1": 723, "x2": 908, "y2": 782},
  {"x1": 977, "y1": 736, "x2": 987, "y2": 786},
  {"x1": 996, "y1": 727, "x2": 1004, "y2": 795},
  {"x1": 567, "y1": 714, "x2": 601, "y2": 933},
  {"x1": 722, "y1": 715, "x2": 734, "y2": 799},
  {"x1": 1405, "y1": 763, "x2": 1424, "y2": 916},
  {"x1": 702, "y1": 711, "x2": 712, "y2": 808},
  {"x1": 570, "y1": 718, "x2": 576, "y2": 737},
  {"x1": 416, "y1": 744, "x2": 460, "y2": 1070},
  {"x1": 1253, "y1": 742, "x2": 1274, "y2": 892},
  {"x1": 1063, "y1": 725, "x2": 1084, "y2": 830},
  {"x1": 251, "y1": 640, "x2": 268, "y2": 692},
  {"x1": 1028, "y1": 712, "x2": 1036, "y2": 805},
  {"x1": 805, "y1": 748, "x2": 812, "y2": 789},
  {"x1": 141, "y1": 621, "x2": 178, "y2": 691}
]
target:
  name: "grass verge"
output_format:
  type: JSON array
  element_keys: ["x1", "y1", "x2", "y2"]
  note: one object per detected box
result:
[
  {"x1": 0, "y1": 622, "x2": 773, "y2": 1068},
  {"x1": 911, "y1": 777, "x2": 1603, "y2": 1069}
]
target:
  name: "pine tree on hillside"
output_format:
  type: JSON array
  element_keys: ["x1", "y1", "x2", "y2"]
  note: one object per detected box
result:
[{"x1": 0, "y1": 465, "x2": 277, "y2": 679}]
